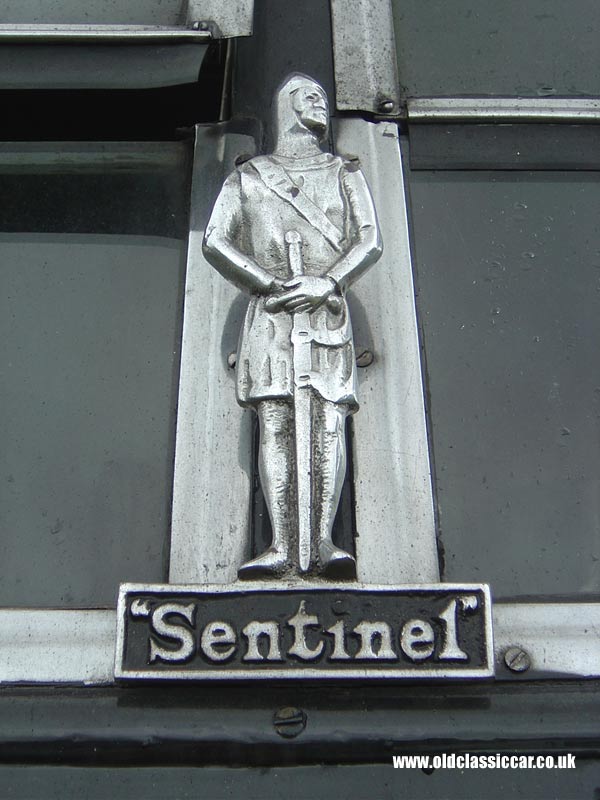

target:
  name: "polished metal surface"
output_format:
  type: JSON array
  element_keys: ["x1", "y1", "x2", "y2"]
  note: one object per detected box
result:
[
  {"x1": 408, "y1": 97, "x2": 600, "y2": 123},
  {"x1": 0, "y1": 610, "x2": 114, "y2": 685},
  {"x1": 202, "y1": 76, "x2": 382, "y2": 580},
  {"x1": 330, "y1": 0, "x2": 400, "y2": 115},
  {"x1": 186, "y1": 0, "x2": 254, "y2": 38},
  {"x1": 169, "y1": 126, "x2": 257, "y2": 585},
  {"x1": 494, "y1": 603, "x2": 600, "y2": 679},
  {"x1": 335, "y1": 118, "x2": 439, "y2": 584},
  {"x1": 0, "y1": 23, "x2": 211, "y2": 42}
]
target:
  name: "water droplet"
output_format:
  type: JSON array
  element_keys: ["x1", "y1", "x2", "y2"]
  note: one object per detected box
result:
[
  {"x1": 522, "y1": 251, "x2": 536, "y2": 259},
  {"x1": 514, "y1": 201, "x2": 528, "y2": 210},
  {"x1": 533, "y1": 336, "x2": 540, "y2": 342},
  {"x1": 561, "y1": 426, "x2": 571, "y2": 436},
  {"x1": 491, "y1": 306, "x2": 501, "y2": 315}
]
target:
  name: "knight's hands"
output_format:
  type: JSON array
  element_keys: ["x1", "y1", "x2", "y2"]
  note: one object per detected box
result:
[{"x1": 265, "y1": 275, "x2": 337, "y2": 313}]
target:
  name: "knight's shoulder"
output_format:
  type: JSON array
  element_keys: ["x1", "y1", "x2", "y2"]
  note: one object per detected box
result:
[{"x1": 237, "y1": 155, "x2": 269, "y2": 175}]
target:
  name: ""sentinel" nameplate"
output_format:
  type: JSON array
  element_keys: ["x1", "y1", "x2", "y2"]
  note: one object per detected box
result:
[{"x1": 115, "y1": 583, "x2": 494, "y2": 680}]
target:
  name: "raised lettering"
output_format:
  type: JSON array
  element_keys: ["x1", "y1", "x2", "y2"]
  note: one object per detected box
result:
[
  {"x1": 325, "y1": 620, "x2": 351, "y2": 660},
  {"x1": 200, "y1": 621, "x2": 236, "y2": 662},
  {"x1": 354, "y1": 621, "x2": 397, "y2": 660},
  {"x1": 287, "y1": 601, "x2": 324, "y2": 660},
  {"x1": 149, "y1": 602, "x2": 196, "y2": 664},
  {"x1": 242, "y1": 620, "x2": 283, "y2": 661},
  {"x1": 400, "y1": 619, "x2": 435, "y2": 661},
  {"x1": 437, "y1": 595, "x2": 478, "y2": 661}
]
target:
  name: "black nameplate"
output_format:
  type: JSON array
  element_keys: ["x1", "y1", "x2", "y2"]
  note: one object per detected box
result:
[{"x1": 115, "y1": 583, "x2": 494, "y2": 680}]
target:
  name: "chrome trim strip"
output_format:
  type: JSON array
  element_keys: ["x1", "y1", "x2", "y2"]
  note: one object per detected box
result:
[
  {"x1": 494, "y1": 603, "x2": 600, "y2": 679},
  {"x1": 0, "y1": 24, "x2": 211, "y2": 42},
  {"x1": 334, "y1": 119, "x2": 440, "y2": 584},
  {"x1": 408, "y1": 97, "x2": 600, "y2": 123},
  {"x1": 0, "y1": 601, "x2": 597, "y2": 683},
  {"x1": 0, "y1": 142, "x2": 188, "y2": 173},
  {"x1": 0, "y1": 610, "x2": 115, "y2": 685},
  {"x1": 169, "y1": 126, "x2": 257, "y2": 585},
  {"x1": 330, "y1": 0, "x2": 400, "y2": 115}
]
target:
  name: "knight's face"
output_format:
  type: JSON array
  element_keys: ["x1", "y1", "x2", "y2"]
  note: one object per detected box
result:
[{"x1": 291, "y1": 85, "x2": 329, "y2": 137}]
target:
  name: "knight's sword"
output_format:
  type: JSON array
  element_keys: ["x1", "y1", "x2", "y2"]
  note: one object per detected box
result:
[{"x1": 285, "y1": 230, "x2": 312, "y2": 573}]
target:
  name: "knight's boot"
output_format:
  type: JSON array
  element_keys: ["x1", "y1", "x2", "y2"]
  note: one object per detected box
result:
[
  {"x1": 238, "y1": 542, "x2": 290, "y2": 579},
  {"x1": 317, "y1": 537, "x2": 356, "y2": 579}
]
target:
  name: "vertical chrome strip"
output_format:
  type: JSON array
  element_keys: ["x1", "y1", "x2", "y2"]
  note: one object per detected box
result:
[
  {"x1": 335, "y1": 119, "x2": 440, "y2": 583},
  {"x1": 330, "y1": 0, "x2": 400, "y2": 115},
  {"x1": 169, "y1": 126, "x2": 257, "y2": 584}
]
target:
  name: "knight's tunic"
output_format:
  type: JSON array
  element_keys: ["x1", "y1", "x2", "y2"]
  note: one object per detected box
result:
[{"x1": 208, "y1": 151, "x2": 362, "y2": 409}]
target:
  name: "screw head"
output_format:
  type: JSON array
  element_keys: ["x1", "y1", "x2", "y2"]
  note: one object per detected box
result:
[
  {"x1": 273, "y1": 706, "x2": 307, "y2": 738},
  {"x1": 356, "y1": 349, "x2": 374, "y2": 368},
  {"x1": 504, "y1": 646, "x2": 531, "y2": 673}
]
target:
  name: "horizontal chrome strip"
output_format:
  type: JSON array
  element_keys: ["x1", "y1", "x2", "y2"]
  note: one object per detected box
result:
[
  {"x1": 0, "y1": 142, "x2": 187, "y2": 173},
  {"x1": 0, "y1": 24, "x2": 211, "y2": 43},
  {"x1": 0, "y1": 602, "x2": 598, "y2": 684},
  {"x1": 408, "y1": 97, "x2": 600, "y2": 123},
  {"x1": 0, "y1": 610, "x2": 115, "y2": 685},
  {"x1": 494, "y1": 603, "x2": 600, "y2": 679}
]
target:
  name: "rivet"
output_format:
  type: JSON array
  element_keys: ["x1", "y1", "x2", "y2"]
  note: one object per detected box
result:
[{"x1": 378, "y1": 99, "x2": 395, "y2": 114}]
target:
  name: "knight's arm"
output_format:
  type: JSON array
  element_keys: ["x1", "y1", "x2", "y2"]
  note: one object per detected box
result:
[
  {"x1": 327, "y1": 166, "x2": 383, "y2": 290},
  {"x1": 203, "y1": 170, "x2": 277, "y2": 294}
]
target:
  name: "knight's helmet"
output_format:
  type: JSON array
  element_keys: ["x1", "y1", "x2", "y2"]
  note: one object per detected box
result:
[{"x1": 273, "y1": 73, "x2": 329, "y2": 151}]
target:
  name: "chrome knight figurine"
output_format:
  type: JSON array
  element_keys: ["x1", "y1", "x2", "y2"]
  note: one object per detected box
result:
[{"x1": 203, "y1": 73, "x2": 382, "y2": 579}]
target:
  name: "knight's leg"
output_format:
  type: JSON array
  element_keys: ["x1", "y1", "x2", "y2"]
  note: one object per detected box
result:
[
  {"x1": 313, "y1": 399, "x2": 356, "y2": 578},
  {"x1": 238, "y1": 399, "x2": 293, "y2": 578}
]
